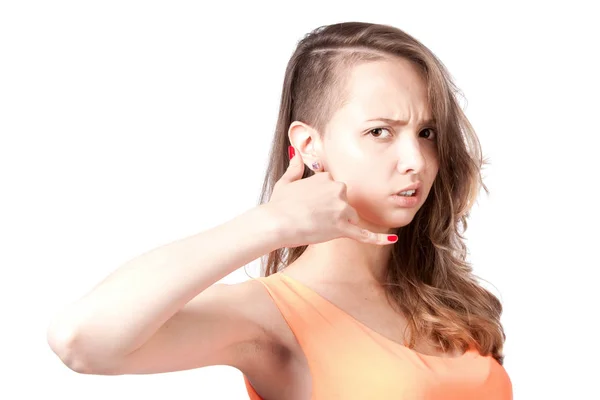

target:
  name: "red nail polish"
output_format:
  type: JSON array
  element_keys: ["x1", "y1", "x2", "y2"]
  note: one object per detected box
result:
[
  {"x1": 387, "y1": 235, "x2": 397, "y2": 242},
  {"x1": 288, "y1": 146, "x2": 295, "y2": 160}
]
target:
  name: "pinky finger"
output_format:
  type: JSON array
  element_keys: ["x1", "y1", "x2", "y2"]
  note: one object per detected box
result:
[
  {"x1": 370, "y1": 230, "x2": 398, "y2": 245},
  {"x1": 345, "y1": 223, "x2": 397, "y2": 245}
]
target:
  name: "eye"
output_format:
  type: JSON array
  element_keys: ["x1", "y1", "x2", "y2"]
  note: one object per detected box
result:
[
  {"x1": 368, "y1": 127, "x2": 393, "y2": 139},
  {"x1": 421, "y1": 128, "x2": 437, "y2": 140},
  {"x1": 367, "y1": 127, "x2": 437, "y2": 141}
]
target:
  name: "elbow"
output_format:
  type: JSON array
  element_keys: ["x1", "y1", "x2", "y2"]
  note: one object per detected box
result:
[
  {"x1": 48, "y1": 339, "x2": 121, "y2": 375},
  {"x1": 47, "y1": 337, "x2": 92, "y2": 374},
  {"x1": 47, "y1": 323, "x2": 88, "y2": 373},
  {"x1": 47, "y1": 315, "x2": 125, "y2": 375},
  {"x1": 46, "y1": 320, "x2": 104, "y2": 375}
]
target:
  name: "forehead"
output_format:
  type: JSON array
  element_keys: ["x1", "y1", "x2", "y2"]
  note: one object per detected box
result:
[{"x1": 337, "y1": 58, "x2": 432, "y2": 121}]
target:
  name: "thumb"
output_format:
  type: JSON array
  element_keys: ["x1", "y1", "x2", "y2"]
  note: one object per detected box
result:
[{"x1": 280, "y1": 146, "x2": 305, "y2": 183}]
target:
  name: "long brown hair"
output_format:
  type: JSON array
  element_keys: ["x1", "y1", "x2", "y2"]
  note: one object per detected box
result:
[{"x1": 253, "y1": 22, "x2": 506, "y2": 365}]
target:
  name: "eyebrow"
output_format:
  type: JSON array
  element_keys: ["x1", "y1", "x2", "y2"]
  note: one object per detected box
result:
[{"x1": 366, "y1": 117, "x2": 436, "y2": 126}]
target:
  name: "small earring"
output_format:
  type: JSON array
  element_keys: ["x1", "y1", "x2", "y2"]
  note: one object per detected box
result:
[{"x1": 311, "y1": 161, "x2": 321, "y2": 171}]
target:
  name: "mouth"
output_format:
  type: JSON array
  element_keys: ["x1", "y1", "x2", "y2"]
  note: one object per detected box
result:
[
  {"x1": 393, "y1": 182, "x2": 422, "y2": 197},
  {"x1": 390, "y1": 188, "x2": 421, "y2": 207},
  {"x1": 395, "y1": 188, "x2": 419, "y2": 197}
]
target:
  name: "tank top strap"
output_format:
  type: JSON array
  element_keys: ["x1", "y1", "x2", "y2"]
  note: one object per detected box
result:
[
  {"x1": 253, "y1": 272, "x2": 332, "y2": 327},
  {"x1": 251, "y1": 272, "x2": 352, "y2": 358}
]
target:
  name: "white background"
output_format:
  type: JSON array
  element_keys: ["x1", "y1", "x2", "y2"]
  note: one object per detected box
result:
[{"x1": 1, "y1": 1, "x2": 598, "y2": 399}]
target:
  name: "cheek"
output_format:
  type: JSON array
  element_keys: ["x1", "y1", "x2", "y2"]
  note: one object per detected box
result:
[
  {"x1": 326, "y1": 145, "x2": 363, "y2": 180},
  {"x1": 327, "y1": 166, "x2": 376, "y2": 207},
  {"x1": 342, "y1": 168, "x2": 384, "y2": 205},
  {"x1": 329, "y1": 155, "x2": 373, "y2": 188},
  {"x1": 328, "y1": 149, "x2": 387, "y2": 193},
  {"x1": 427, "y1": 158, "x2": 440, "y2": 180}
]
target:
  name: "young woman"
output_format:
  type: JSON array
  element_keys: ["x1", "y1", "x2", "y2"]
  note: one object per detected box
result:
[{"x1": 47, "y1": 22, "x2": 513, "y2": 399}]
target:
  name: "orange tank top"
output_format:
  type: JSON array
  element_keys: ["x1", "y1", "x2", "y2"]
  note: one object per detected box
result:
[{"x1": 243, "y1": 272, "x2": 512, "y2": 399}]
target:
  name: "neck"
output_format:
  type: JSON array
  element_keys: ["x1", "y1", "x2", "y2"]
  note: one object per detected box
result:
[{"x1": 286, "y1": 235, "x2": 395, "y2": 286}]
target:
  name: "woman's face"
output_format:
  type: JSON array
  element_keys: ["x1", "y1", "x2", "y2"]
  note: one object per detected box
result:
[{"x1": 296, "y1": 57, "x2": 440, "y2": 232}]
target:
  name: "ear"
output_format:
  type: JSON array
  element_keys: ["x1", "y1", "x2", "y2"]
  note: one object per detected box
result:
[{"x1": 288, "y1": 121, "x2": 325, "y2": 170}]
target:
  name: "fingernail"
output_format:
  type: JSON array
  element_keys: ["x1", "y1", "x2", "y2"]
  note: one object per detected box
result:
[
  {"x1": 387, "y1": 235, "x2": 398, "y2": 242},
  {"x1": 288, "y1": 145, "x2": 295, "y2": 160}
]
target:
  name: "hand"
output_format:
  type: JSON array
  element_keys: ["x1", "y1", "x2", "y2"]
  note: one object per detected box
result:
[{"x1": 266, "y1": 146, "x2": 398, "y2": 248}]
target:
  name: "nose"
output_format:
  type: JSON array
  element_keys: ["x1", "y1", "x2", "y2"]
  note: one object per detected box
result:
[{"x1": 395, "y1": 135, "x2": 427, "y2": 174}]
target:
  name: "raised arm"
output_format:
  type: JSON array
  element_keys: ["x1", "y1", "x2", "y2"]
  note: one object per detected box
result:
[{"x1": 46, "y1": 203, "x2": 283, "y2": 374}]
